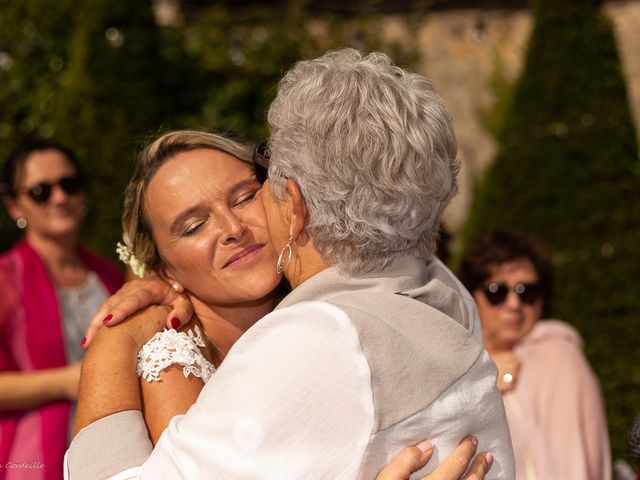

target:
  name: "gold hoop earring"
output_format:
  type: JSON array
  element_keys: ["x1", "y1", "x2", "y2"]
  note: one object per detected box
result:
[
  {"x1": 16, "y1": 217, "x2": 27, "y2": 229},
  {"x1": 276, "y1": 235, "x2": 293, "y2": 275}
]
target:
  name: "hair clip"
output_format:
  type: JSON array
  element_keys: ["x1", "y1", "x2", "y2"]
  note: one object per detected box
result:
[{"x1": 116, "y1": 242, "x2": 148, "y2": 278}]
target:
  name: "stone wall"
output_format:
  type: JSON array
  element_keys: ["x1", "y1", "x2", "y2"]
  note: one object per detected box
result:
[
  {"x1": 153, "y1": 0, "x2": 640, "y2": 240},
  {"x1": 380, "y1": 1, "x2": 640, "y2": 241},
  {"x1": 385, "y1": 9, "x2": 533, "y2": 237}
]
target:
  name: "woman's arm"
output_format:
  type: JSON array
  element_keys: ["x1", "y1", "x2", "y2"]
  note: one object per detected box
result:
[
  {"x1": 140, "y1": 365, "x2": 205, "y2": 444},
  {"x1": 0, "y1": 362, "x2": 80, "y2": 410},
  {"x1": 74, "y1": 306, "x2": 169, "y2": 435},
  {"x1": 0, "y1": 266, "x2": 81, "y2": 412},
  {"x1": 140, "y1": 320, "x2": 213, "y2": 444}
]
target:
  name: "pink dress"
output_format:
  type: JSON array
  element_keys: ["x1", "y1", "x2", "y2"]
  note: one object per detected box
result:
[
  {"x1": 504, "y1": 320, "x2": 611, "y2": 480},
  {"x1": 0, "y1": 240, "x2": 123, "y2": 480}
]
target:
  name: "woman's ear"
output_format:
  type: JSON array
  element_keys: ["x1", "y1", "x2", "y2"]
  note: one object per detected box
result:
[
  {"x1": 285, "y1": 179, "x2": 309, "y2": 244},
  {"x1": 159, "y1": 267, "x2": 184, "y2": 294},
  {"x1": 4, "y1": 197, "x2": 23, "y2": 223}
]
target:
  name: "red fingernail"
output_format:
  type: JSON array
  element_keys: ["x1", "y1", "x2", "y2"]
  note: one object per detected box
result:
[
  {"x1": 171, "y1": 318, "x2": 180, "y2": 329},
  {"x1": 103, "y1": 314, "x2": 113, "y2": 324},
  {"x1": 80, "y1": 336, "x2": 87, "y2": 348}
]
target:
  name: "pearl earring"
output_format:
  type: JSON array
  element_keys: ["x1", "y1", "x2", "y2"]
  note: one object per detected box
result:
[{"x1": 16, "y1": 217, "x2": 27, "y2": 229}]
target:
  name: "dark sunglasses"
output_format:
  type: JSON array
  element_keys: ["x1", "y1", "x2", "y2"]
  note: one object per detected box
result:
[
  {"x1": 22, "y1": 175, "x2": 84, "y2": 204},
  {"x1": 253, "y1": 141, "x2": 270, "y2": 184},
  {"x1": 253, "y1": 141, "x2": 290, "y2": 183},
  {"x1": 481, "y1": 282, "x2": 542, "y2": 306}
]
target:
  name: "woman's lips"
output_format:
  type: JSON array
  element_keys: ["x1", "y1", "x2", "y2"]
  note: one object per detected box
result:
[{"x1": 222, "y1": 244, "x2": 265, "y2": 269}]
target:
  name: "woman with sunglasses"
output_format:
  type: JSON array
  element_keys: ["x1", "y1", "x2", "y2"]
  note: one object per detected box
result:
[
  {"x1": 460, "y1": 230, "x2": 611, "y2": 480},
  {"x1": 0, "y1": 137, "x2": 124, "y2": 480}
]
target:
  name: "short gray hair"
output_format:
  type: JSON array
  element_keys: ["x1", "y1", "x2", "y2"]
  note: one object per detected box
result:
[{"x1": 266, "y1": 48, "x2": 459, "y2": 275}]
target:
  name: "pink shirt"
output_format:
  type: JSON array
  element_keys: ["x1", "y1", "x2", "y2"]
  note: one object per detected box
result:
[{"x1": 504, "y1": 320, "x2": 611, "y2": 480}]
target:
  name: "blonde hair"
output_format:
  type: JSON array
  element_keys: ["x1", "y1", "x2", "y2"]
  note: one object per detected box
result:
[{"x1": 122, "y1": 130, "x2": 253, "y2": 269}]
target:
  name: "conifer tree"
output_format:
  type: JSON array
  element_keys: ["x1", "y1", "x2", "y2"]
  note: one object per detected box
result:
[{"x1": 464, "y1": 0, "x2": 640, "y2": 460}]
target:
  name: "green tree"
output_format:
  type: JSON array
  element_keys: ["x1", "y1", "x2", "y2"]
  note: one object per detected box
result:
[
  {"x1": 179, "y1": 1, "x2": 421, "y2": 140},
  {"x1": 464, "y1": 0, "x2": 640, "y2": 461},
  {"x1": 0, "y1": 0, "x2": 174, "y2": 255},
  {"x1": 0, "y1": 0, "x2": 75, "y2": 250},
  {"x1": 0, "y1": 0, "x2": 423, "y2": 256}
]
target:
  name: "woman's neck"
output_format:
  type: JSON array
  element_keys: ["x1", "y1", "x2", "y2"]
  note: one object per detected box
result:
[
  {"x1": 191, "y1": 294, "x2": 278, "y2": 365},
  {"x1": 26, "y1": 232, "x2": 86, "y2": 287},
  {"x1": 285, "y1": 239, "x2": 328, "y2": 289},
  {"x1": 484, "y1": 339, "x2": 516, "y2": 357}
]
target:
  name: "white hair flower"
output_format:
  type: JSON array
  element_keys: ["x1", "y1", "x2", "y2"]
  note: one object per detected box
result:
[{"x1": 116, "y1": 242, "x2": 148, "y2": 278}]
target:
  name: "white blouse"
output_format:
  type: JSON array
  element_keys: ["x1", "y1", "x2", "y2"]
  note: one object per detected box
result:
[{"x1": 65, "y1": 257, "x2": 515, "y2": 479}]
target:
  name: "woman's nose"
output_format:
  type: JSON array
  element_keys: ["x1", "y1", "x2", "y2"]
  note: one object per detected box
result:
[
  {"x1": 49, "y1": 184, "x2": 71, "y2": 203},
  {"x1": 504, "y1": 290, "x2": 523, "y2": 309},
  {"x1": 219, "y1": 213, "x2": 246, "y2": 245}
]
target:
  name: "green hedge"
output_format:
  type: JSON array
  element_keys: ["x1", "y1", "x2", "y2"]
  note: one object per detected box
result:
[
  {"x1": 0, "y1": 0, "x2": 420, "y2": 257},
  {"x1": 0, "y1": 0, "x2": 174, "y2": 255},
  {"x1": 463, "y1": 0, "x2": 640, "y2": 462}
]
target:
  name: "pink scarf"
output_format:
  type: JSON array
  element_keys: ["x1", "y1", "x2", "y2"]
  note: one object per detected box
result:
[{"x1": 0, "y1": 240, "x2": 123, "y2": 480}]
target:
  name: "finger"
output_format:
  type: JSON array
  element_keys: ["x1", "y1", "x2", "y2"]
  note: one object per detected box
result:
[
  {"x1": 376, "y1": 440, "x2": 433, "y2": 480},
  {"x1": 82, "y1": 300, "x2": 114, "y2": 348},
  {"x1": 166, "y1": 295, "x2": 195, "y2": 330},
  {"x1": 462, "y1": 452, "x2": 493, "y2": 480},
  {"x1": 423, "y1": 436, "x2": 478, "y2": 480}
]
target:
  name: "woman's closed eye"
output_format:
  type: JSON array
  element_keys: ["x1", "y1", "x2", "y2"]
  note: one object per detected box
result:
[
  {"x1": 232, "y1": 189, "x2": 259, "y2": 208},
  {"x1": 180, "y1": 219, "x2": 207, "y2": 237}
]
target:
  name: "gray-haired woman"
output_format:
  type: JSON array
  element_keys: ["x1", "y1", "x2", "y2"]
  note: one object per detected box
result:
[{"x1": 68, "y1": 49, "x2": 514, "y2": 479}]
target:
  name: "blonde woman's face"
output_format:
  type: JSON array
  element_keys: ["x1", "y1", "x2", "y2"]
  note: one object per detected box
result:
[{"x1": 144, "y1": 149, "x2": 280, "y2": 306}]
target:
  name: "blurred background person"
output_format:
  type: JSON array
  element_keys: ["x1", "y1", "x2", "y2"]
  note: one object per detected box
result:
[
  {"x1": 459, "y1": 230, "x2": 611, "y2": 480},
  {"x1": 0, "y1": 138, "x2": 124, "y2": 480}
]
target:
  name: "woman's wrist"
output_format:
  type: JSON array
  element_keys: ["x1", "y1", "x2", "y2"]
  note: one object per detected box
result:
[{"x1": 74, "y1": 327, "x2": 143, "y2": 434}]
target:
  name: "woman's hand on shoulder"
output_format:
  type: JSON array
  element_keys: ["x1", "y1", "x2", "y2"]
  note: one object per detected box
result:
[
  {"x1": 376, "y1": 436, "x2": 493, "y2": 480},
  {"x1": 83, "y1": 271, "x2": 194, "y2": 348},
  {"x1": 90, "y1": 305, "x2": 172, "y2": 353}
]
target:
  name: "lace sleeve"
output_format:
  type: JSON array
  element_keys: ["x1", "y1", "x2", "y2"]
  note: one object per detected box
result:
[{"x1": 137, "y1": 325, "x2": 215, "y2": 383}]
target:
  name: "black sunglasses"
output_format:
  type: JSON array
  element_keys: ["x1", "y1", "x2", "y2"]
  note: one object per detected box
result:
[
  {"x1": 253, "y1": 141, "x2": 290, "y2": 184},
  {"x1": 22, "y1": 175, "x2": 84, "y2": 204},
  {"x1": 253, "y1": 141, "x2": 270, "y2": 184},
  {"x1": 481, "y1": 282, "x2": 542, "y2": 306}
]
